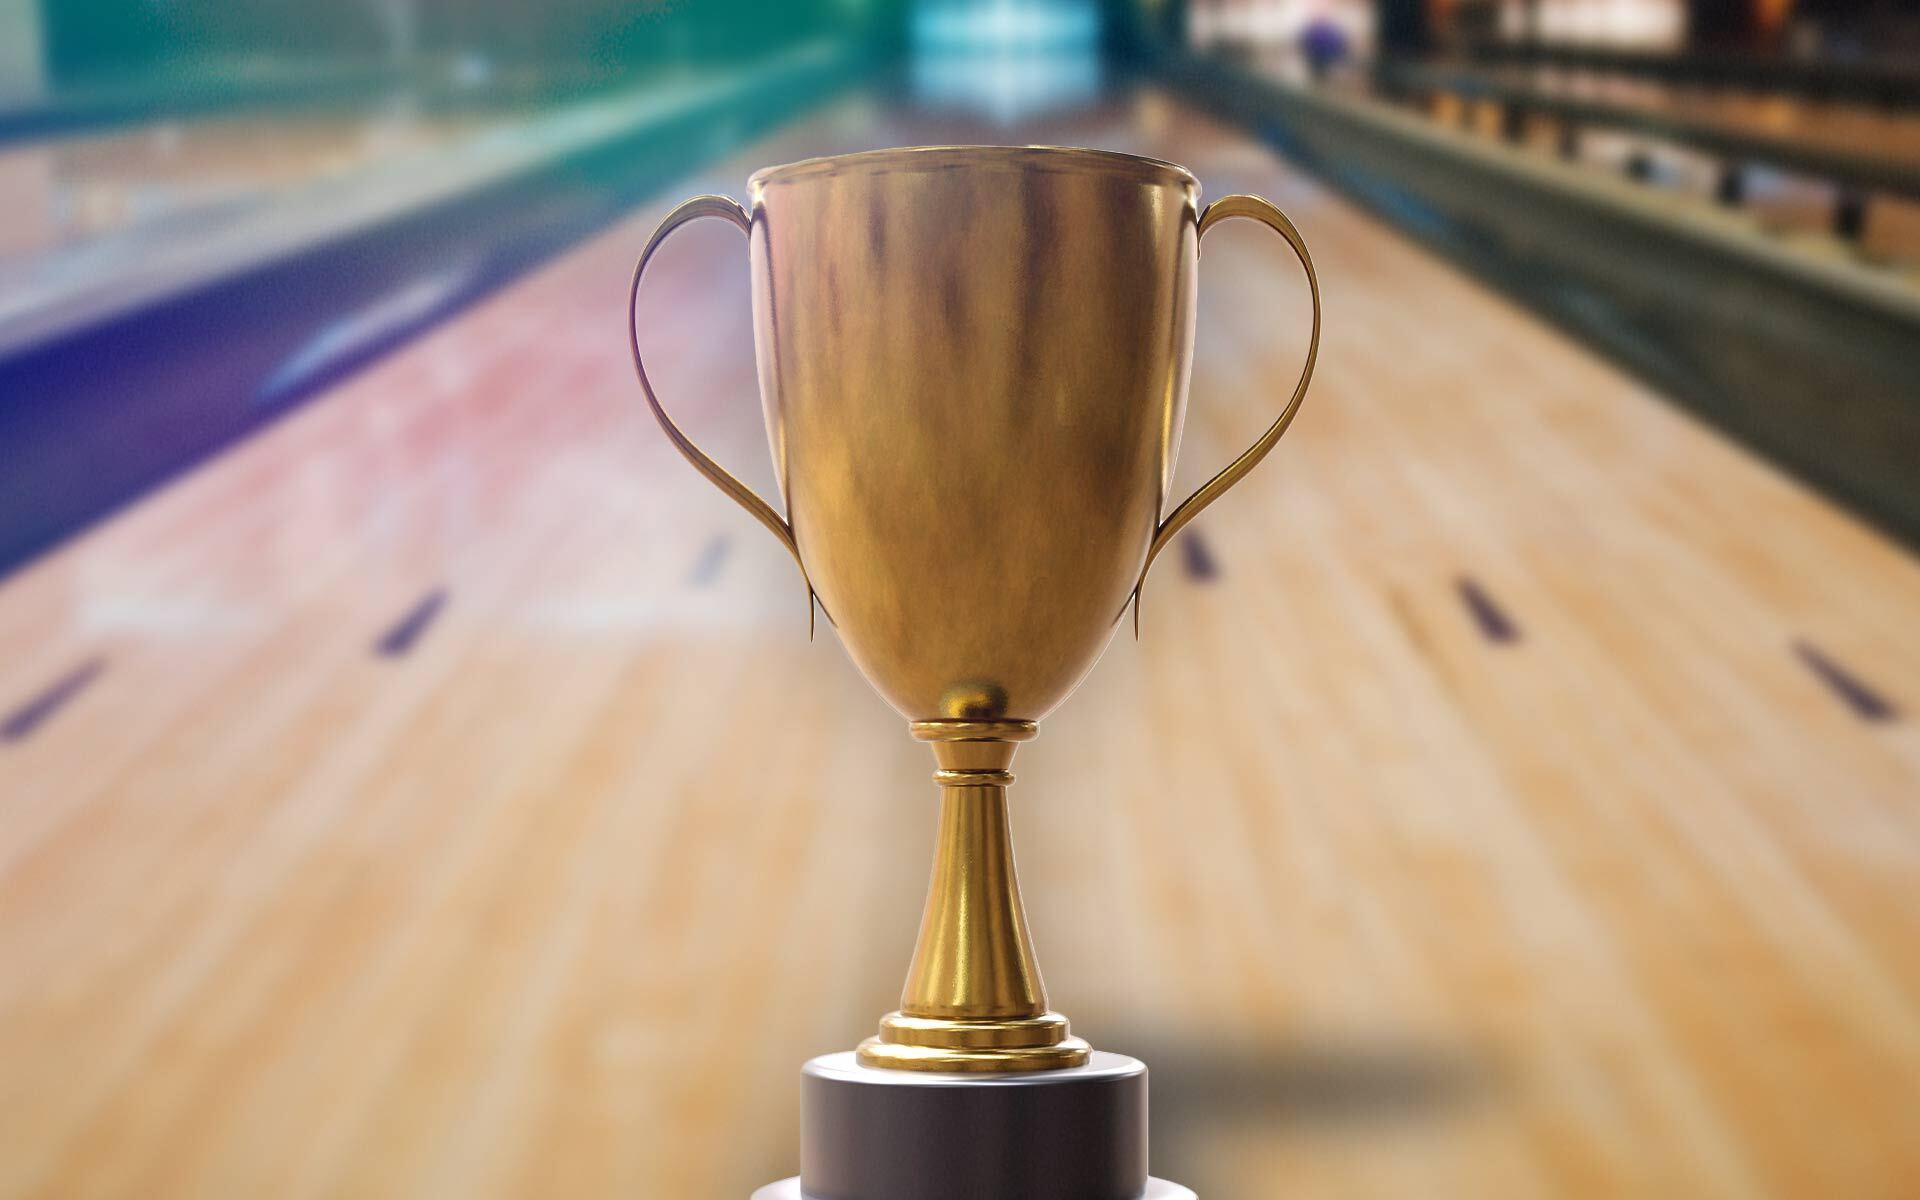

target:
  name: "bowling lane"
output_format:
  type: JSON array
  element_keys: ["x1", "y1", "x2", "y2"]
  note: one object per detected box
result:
[
  {"x1": 0, "y1": 106, "x2": 497, "y2": 267},
  {"x1": 2, "y1": 83, "x2": 1919, "y2": 1198}
]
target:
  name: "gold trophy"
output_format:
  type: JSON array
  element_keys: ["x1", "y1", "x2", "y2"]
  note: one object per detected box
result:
[{"x1": 629, "y1": 146, "x2": 1318, "y2": 1199}]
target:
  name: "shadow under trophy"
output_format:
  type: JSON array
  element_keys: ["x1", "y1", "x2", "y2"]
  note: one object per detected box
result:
[{"x1": 629, "y1": 145, "x2": 1319, "y2": 1199}]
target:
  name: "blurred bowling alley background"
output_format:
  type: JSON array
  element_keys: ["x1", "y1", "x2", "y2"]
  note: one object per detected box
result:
[{"x1": 3, "y1": 0, "x2": 1918, "y2": 1196}]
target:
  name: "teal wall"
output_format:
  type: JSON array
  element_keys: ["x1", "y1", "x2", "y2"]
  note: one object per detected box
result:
[
  {"x1": 0, "y1": 0, "x2": 46, "y2": 99},
  {"x1": 40, "y1": 0, "x2": 901, "y2": 84}
]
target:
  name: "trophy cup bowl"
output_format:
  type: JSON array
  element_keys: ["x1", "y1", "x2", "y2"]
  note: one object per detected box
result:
[{"x1": 629, "y1": 145, "x2": 1318, "y2": 1194}]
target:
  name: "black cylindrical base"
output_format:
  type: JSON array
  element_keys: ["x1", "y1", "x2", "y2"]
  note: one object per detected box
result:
[{"x1": 752, "y1": 1051, "x2": 1186, "y2": 1200}]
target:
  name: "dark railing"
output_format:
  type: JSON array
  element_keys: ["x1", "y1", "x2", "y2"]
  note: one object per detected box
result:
[
  {"x1": 1385, "y1": 61, "x2": 1920, "y2": 193},
  {"x1": 1464, "y1": 42, "x2": 1920, "y2": 109},
  {"x1": 1377, "y1": 59, "x2": 1920, "y2": 241}
]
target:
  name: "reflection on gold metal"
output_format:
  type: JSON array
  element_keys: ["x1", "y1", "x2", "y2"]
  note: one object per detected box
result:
[
  {"x1": 855, "y1": 719, "x2": 1091, "y2": 1072},
  {"x1": 629, "y1": 146, "x2": 1320, "y2": 1071}
]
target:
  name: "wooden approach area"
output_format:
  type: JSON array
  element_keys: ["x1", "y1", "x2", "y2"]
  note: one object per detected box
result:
[{"x1": 2, "y1": 89, "x2": 1918, "y2": 1198}]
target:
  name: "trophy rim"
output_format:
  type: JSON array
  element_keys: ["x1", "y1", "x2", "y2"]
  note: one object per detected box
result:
[{"x1": 748, "y1": 144, "x2": 1199, "y2": 191}]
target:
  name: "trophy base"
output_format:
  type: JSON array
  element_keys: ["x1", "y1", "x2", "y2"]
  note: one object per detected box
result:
[{"x1": 750, "y1": 1050, "x2": 1191, "y2": 1200}]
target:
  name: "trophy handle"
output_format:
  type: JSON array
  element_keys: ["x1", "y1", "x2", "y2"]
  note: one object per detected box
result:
[
  {"x1": 628, "y1": 195, "x2": 815, "y2": 624},
  {"x1": 1132, "y1": 193, "x2": 1321, "y2": 632}
]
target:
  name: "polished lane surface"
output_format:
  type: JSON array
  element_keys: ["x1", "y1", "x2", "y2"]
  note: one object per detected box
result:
[
  {"x1": 0, "y1": 107, "x2": 495, "y2": 265},
  {"x1": 2, "y1": 84, "x2": 1918, "y2": 1198}
]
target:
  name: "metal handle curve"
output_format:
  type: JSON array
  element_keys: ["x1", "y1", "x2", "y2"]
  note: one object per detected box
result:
[
  {"x1": 1133, "y1": 193, "x2": 1321, "y2": 628},
  {"x1": 628, "y1": 195, "x2": 808, "y2": 585}
]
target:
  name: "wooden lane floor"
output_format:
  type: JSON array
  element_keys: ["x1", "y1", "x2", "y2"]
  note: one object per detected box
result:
[{"x1": 2, "y1": 86, "x2": 1919, "y2": 1197}]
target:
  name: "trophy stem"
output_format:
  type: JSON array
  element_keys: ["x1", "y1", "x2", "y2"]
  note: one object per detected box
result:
[{"x1": 856, "y1": 720, "x2": 1091, "y2": 1073}]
